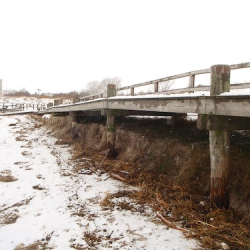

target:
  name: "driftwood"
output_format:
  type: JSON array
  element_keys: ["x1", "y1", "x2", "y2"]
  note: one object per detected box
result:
[
  {"x1": 110, "y1": 172, "x2": 126, "y2": 182},
  {"x1": 195, "y1": 219, "x2": 218, "y2": 229},
  {"x1": 155, "y1": 193, "x2": 169, "y2": 209},
  {"x1": 156, "y1": 211, "x2": 189, "y2": 233}
]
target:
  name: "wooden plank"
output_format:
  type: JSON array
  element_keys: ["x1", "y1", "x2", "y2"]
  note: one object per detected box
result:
[
  {"x1": 45, "y1": 95, "x2": 250, "y2": 118},
  {"x1": 197, "y1": 114, "x2": 250, "y2": 130},
  {"x1": 101, "y1": 109, "x2": 176, "y2": 116},
  {"x1": 231, "y1": 62, "x2": 250, "y2": 70}
]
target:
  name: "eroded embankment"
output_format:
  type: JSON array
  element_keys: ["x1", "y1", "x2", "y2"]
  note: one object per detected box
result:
[
  {"x1": 41, "y1": 114, "x2": 250, "y2": 213},
  {"x1": 37, "y1": 114, "x2": 250, "y2": 249}
]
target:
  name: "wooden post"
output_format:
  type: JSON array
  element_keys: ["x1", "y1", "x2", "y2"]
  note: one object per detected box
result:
[
  {"x1": 189, "y1": 74, "x2": 195, "y2": 88},
  {"x1": 189, "y1": 74, "x2": 195, "y2": 93},
  {"x1": 170, "y1": 113, "x2": 187, "y2": 128},
  {"x1": 70, "y1": 111, "x2": 79, "y2": 139},
  {"x1": 130, "y1": 87, "x2": 134, "y2": 96},
  {"x1": 106, "y1": 84, "x2": 116, "y2": 157},
  {"x1": 154, "y1": 82, "x2": 159, "y2": 93},
  {"x1": 209, "y1": 65, "x2": 231, "y2": 208}
]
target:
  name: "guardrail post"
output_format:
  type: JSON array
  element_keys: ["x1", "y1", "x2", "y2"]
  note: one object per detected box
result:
[
  {"x1": 106, "y1": 84, "x2": 117, "y2": 157},
  {"x1": 209, "y1": 65, "x2": 231, "y2": 208}
]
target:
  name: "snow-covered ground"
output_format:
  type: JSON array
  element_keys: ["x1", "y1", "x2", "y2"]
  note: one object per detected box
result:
[{"x1": 0, "y1": 115, "x2": 199, "y2": 250}]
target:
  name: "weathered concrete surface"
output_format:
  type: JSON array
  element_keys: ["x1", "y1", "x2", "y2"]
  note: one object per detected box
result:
[{"x1": 44, "y1": 95, "x2": 250, "y2": 118}]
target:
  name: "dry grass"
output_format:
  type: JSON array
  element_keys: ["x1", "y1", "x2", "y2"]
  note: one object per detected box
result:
[
  {"x1": 32, "y1": 185, "x2": 45, "y2": 190},
  {"x1": 0, "y1": 212, "x2": 19, "y2": 224},
  {"x1": 37, "y1": 114, "x2": 250, "y2": 249},
  {"x1": 13, "y1": 242, "x2": 47, "y2": 250},
  {"x1": 0, "y1": 170, "x2": 17, "y2": 182},
  {"x1": 15, "y1": 136, "x2": 24, "y2": 141},
  {"x1": 0, "y1": 175, "x2": 17, "y2": 182},
  {"x1": 55, "y1": 138, "x2": 71, "y2": 145},
  {"x1": 83, "y1": 231, "x2": 101, "y2": 248}
]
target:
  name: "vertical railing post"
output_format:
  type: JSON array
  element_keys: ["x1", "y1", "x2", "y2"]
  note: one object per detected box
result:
[
  {"x1": 189, "y1": 74, "x2": 195, "y2": 93},
  {"x1": 209, "y1": 65, "x2": 231, "y2": 208},
  {"x1": 130, "y1": 87, "x2": 134, "y2": 96},
  {"x1": 154, "y1": 82, "x2": 159, "y2": 93}
]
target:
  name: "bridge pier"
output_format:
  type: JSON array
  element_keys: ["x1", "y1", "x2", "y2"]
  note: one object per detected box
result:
[
  {"x1": 171, "y1": 113, "x2": 187, "y2": 128},
  {"x1": 70, "y1": 111, "x2": 80, "y2": 140},
  {"x1": 209, "y1": 65, "x2": 231, "y2": 208},
  {"x1": 106, "y1": 84, "x2": 117, "y2": 157}
]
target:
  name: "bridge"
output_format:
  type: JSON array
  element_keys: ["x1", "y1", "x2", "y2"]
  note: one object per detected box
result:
[{"x1": 40, "y1": 63, "x2": 250, "y2": 208}]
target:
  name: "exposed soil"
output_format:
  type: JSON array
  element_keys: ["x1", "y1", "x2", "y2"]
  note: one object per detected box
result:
[{"x1": 37, "y1": 114, "x2": 250, "y2": 249}]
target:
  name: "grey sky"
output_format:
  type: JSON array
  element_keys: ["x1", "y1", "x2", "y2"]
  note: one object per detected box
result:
[{"x1": 0, "y1": 0, "x2": 249, "y2": 94}]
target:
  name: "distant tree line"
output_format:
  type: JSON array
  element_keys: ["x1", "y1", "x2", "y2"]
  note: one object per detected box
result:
[
  {"x1": 5, "y1": 88, "x2": 31, "y2": 97},
  {"x1": 3, "y1": 77, "x2": 122, "y2": 99}
]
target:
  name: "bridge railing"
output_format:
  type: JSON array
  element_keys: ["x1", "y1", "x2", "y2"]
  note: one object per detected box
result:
[
  {"x1": 0, "y1": 102, "x2": 45, "y2": 112},
  {"x1": 79, "y1": 62, "x2": 250, "y2": 102}
]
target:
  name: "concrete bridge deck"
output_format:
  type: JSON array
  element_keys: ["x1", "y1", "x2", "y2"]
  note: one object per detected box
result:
[{"x1": 45, "y1": 95, "x2": 250, "y2": 118}]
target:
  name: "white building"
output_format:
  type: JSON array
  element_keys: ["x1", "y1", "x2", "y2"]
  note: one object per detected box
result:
[{"x1": 0, "y1": 80, "x2": 2, "y2": 95}]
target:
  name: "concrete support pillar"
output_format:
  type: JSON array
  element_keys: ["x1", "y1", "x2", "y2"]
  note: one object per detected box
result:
[
  {"x1": 106, "y1": 84, "x2": 116, "y2": 156},
  {"x1": 209, "y1": 65, "x2": 231, "y2": 208}
]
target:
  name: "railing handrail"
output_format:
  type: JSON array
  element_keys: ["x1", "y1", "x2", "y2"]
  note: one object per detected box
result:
[{"x1": 79, "y1": 62, "x2": 250, "y2": 101}]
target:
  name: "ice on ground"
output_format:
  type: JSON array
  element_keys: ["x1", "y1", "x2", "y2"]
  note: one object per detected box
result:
[{"x1": 0, "y1": 115, "x2": 200, "y2": 250}]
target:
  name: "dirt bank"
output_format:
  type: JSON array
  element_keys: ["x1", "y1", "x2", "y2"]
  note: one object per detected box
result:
[{"x1": 38, "y1": 114, "x2": 250, "y2": 249}]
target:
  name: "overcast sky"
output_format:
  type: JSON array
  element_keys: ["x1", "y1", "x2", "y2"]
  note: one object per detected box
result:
[{"x1": 0, "y1": 0, "x2": 249, "y2": 94}]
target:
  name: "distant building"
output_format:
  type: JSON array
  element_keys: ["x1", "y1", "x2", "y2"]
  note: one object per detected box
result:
[{"x1": 0, "y1": 79, "x2": 2, "y2": 95}]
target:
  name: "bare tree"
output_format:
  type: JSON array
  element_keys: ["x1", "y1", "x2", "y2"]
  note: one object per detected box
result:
[
  {"x1": 85, "y1": 80, "x2": 100, "y2": 95},
  {"x1": 99, "y1": 77, "x2": 122, "y2": 92},
  {"x1": 84, "y1": 77, "x2": 122, "y2": 95},
  {"x1": 79, "y1": 89, "x2": 90, "y2": 97},
  {"x1": 159, "y1": 80, "x2": 175, "y2": 92}
]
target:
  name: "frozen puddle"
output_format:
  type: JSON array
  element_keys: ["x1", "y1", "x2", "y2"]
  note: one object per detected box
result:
[{"x1": 0, "y1": 115, "x2": 200, "y2": 249}]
